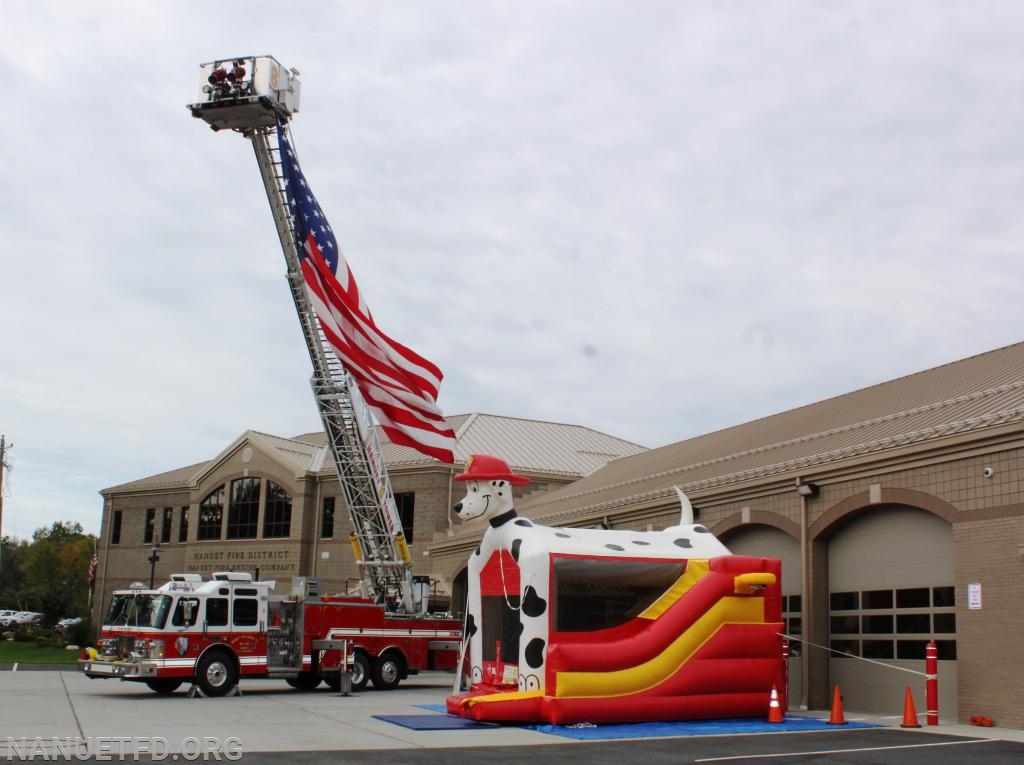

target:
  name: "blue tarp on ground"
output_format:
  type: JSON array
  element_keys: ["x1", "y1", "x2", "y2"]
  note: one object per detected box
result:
[
  {"x1": 373, "y1": 714, "x2": 498, "y2": 730},
  {"x1": 525, "y1": 715, "x2": 881, "y2": 740},
  {"x1": 412, "y1": 705, "x2": 880, "y2": 739}
]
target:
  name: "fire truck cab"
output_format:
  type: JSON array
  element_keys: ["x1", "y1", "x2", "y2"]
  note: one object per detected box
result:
[{"x1": 82, "y1": 572, "x2": 295, "y2": 696}]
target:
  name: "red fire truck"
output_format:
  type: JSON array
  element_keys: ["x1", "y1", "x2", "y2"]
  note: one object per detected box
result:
[
  {"x1": 81, "y1": 572, "x2": 460, "y2": 696},
  {"x1": 81, "y1": 57, "x2": 464, "y2": 695}
]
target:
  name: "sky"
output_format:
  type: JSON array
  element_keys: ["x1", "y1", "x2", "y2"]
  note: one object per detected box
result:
[{"x1": 3, "y1": 1, "x2": 1024, "y2": 539}]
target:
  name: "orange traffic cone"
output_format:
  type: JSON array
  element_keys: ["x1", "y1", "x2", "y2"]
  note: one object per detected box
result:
[
  {"x1": 827, "y1": 685, "x2": 847, "y2": 725},
  {"x1": 767, "y1": 685, "x2": 784, "y2": 723},
  {"x1": 900, "y1": 687, "x2": 921, "y2": 728}
]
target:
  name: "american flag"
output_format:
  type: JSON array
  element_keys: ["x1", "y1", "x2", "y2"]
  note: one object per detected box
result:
[
  {"x1": 276, "y1": 120, "x2": 457, "y2": 464},
  {"x1": 87, "y1": 547, "x2": 98, "y2": 587}
]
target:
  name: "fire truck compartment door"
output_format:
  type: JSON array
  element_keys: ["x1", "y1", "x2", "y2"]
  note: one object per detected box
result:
[{"x1": 304, "y1": 606, "x2": 322, "y2": 634}]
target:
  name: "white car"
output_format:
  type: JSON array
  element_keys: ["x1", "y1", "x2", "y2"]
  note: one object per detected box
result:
[{"x1": 1, "y1": 612, "x2": 43, "y2": 627}]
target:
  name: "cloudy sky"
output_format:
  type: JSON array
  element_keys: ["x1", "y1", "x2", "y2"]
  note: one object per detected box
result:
[{"x1": 3, "y1": 1, "x2": 1024, "y2": 538}]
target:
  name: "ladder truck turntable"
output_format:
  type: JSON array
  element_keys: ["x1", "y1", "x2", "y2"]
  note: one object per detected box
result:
[{"x1": 79, "y1": 56, "x2": 462, "y2": 696}]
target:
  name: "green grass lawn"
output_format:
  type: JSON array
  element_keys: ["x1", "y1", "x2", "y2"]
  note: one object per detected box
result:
[{"x1": 0, "y1": 640, "x2": 83, "y2": 664}]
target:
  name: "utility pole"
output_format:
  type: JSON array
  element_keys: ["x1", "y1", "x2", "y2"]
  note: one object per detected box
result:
[{"x1": 0, "y1": 434, "x2": 9, "y2": 573}]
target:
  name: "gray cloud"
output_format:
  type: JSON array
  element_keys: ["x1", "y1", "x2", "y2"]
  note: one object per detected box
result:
[{"x1": 3, "y1": 1, "x2": 1024, "y2": 536}]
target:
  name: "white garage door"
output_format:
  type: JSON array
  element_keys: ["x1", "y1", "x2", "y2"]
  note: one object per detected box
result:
[
  {"x1": 724, "y1": 525, "x2": 802, "y2": 705},
  {"x1": 828, "y1": 505, "x2": 957, "y2": 718}
]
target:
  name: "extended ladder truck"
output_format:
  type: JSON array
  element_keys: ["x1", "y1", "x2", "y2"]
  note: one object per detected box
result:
[{"x1": 79, "y1": 56, "x2": 461, "y2": 696}]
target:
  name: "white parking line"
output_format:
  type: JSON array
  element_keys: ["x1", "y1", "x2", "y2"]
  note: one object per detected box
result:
[{"x1": 694, "y1": 738, "x2": 991, "y2": 762}]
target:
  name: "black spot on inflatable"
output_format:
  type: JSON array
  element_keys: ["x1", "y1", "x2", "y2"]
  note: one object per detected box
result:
[
  {"x1": 511, "y1": 539, "x2": 523, "y2": 562},
  {"x1": 525, "y1": 638, "x2": 546, "y2": 669},
  {"x1": 674, "y1": 538, "x2": 693, "y2": 549},
  {"x1": 694, "y1": 525, "x2": 710, "y2": 533},
  {"x1": 632, "y1": 540, "x2": 650, "y2": 546},
  {"x1": 555, "y1": 532, "x2": 571, "y2": 539},
  {"x1": 522, "y1": 585, "x2": 547, "y2": 618},
  {"x1": 514, "y1": 519, "x2": 534, "y2": 528},
  {"x1": 465, "y1": 613, "x2": 477, "y2": 638},
  {"x1": 474, "y1": 545, "x2": 481, "y2": 556},
  {"x1": 605, "y1": 543, "x2": 624, "y2": 552}
]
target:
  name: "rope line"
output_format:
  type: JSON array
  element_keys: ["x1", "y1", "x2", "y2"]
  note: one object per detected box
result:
[
  {"x1": 498, "y1": 547, "x2": 522, "y2": 612},
  {"x1": 779, "y1": 633, "x2": 928, "y2": 677}
]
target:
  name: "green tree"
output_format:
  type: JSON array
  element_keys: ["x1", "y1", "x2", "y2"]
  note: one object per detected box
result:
[
  {"x1": 11, "y1": 522, "x2": 96, "y2": 623},
  {"x1": 0, "y1": 535, "x2": 29, "y2": 607}
]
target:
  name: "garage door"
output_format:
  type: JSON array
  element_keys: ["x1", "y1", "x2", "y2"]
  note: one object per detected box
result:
[
  {"x1": 723, "y1": 525, "x2": 802, "y2": 705},
  {"x1": 828, "y1": 505, "x2": 957, "y2": 717}
]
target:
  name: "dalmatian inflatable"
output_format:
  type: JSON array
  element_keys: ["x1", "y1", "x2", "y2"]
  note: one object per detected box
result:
[{"x1": 447, "y1": 454, "x2": 783, "y2": 724}]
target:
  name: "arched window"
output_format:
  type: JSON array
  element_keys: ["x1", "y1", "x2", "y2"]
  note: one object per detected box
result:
[
  {"x1": 197, "y1": 486, "x2": 225, "y2": 540},
  {"x1": 263, "y1": 481, "x2": 292, "y2": 538},
  {"x1": 227, "y1": 477, "x2": 260, "y2": 539}
]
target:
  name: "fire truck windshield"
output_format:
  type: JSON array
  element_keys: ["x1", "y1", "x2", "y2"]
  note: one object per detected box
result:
[{"x1": 105, "y1": 594, "x2": 172, "y2": 629}]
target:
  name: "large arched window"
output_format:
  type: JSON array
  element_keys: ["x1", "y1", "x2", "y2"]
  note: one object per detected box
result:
[
  {"x1": 227, "y1": 477, "x2": 260, "y2": 539},
  {"x1": 197, "y1": 486, "x2": 225, "y2": 540},
  {"x1": 263, "y1": 481, "x2": 292, "y2": 538}
]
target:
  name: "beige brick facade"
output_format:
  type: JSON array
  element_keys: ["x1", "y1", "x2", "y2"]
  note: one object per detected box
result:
[
  {"x1": 93, "y1": 344, "x2": 1024, "y2": 728},
  {"x1": 94, "y1": 431, "x2": 582, "y2": 626}
]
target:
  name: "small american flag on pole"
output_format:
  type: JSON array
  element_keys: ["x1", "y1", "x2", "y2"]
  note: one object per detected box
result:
[
  {"x1": 87, "y1": 546, "x2": 98, "y2": 588},
  {"x1": 276, "y1": 120, "x2": 457, "y2": 464}
]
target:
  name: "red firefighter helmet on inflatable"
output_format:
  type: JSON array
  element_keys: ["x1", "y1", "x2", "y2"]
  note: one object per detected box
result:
[{"x1": 454, "y1": 454, "x2": 530, "y2": 486}]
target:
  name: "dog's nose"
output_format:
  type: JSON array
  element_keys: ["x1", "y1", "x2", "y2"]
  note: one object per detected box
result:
[{"x1": 453, "y1": 502, "x2": 463, "y2": 514}]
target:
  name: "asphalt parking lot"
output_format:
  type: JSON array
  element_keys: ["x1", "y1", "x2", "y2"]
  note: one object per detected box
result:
[{"x1": 1, "y1": 670, "x2": 1022, "y2": 763}]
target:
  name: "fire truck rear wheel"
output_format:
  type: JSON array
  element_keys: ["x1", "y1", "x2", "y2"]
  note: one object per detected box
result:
[
  {"x1": 196, "y1": 650, "x2": 238, "y2": 697},
  {"x1": 371, "y1": 653, "x2": 404, "y2": 690},
  {"x1": 351, "y1": 653, "x2": 371, "y2": 691},
  {"x1": 145, "y1": 679, "x2": 183, "y2": 695}
]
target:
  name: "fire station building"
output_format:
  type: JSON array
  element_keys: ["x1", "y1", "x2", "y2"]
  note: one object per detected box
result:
[
  {"x1": 93, "y1": 413, "x2": 646, "y2": 621},
  {"x1": 96, "y1": 342, "x2": 1024, "y2": 728},
  {"x1": 429, "y1": 341, "x2": 1024, "y2": 729}
]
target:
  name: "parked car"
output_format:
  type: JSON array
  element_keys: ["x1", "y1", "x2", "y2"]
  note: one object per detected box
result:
[
  {"x1": 1, "y1": 612, "x2": 43, "y2": 628},
  {"x1": 55, "y1": 617, "x2": 83, "y2": 634}
]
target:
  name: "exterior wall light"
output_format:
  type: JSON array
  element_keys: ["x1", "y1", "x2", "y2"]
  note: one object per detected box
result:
[{"x1": 796, "y1": 482, "x2": 819, "y2": 497}]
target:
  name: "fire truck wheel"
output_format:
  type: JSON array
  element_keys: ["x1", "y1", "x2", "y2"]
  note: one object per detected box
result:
[
  {"x1": 371, "y1": 653, "x2": 404, "y2": 690},
  {"x1": 145, "y1": 679, "x2": 183, "y2": 695},
  {"x1": 196, "y1": 650, "x2": 238, "y2": 697},
  {"x1": 351, "y1": 653, "x2": 371, "y2": 691}
]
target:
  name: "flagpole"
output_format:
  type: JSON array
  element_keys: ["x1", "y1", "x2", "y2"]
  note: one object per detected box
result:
[{"x1": 87, "y1": 542, "x2": 97, "y2": 611}]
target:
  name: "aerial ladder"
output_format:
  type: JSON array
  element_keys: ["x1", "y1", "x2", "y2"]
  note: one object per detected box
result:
[{"x1": 188, "y1": 56, "x2": 426, "y2": 615}]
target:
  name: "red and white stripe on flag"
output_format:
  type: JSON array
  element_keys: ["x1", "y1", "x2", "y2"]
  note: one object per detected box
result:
[
  {"x1": 301, "y1": 235, "x2": 456, "y2": 463},
  {"x1": 88, "y1": 549, "x2": 98, "y2": 585}
]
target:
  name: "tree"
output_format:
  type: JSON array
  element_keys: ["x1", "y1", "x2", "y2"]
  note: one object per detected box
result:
[
  {"x1": 0, "y1": 535, "x2": 29, "y2": 607},
  {"x1": 3, "y1": 522, "x2": 97, "y2": 623}
]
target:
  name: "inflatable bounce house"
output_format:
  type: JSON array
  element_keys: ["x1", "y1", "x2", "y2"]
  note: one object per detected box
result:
[{"x1": 446, "y1": 455, "x2": 786, "y2": 725}]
